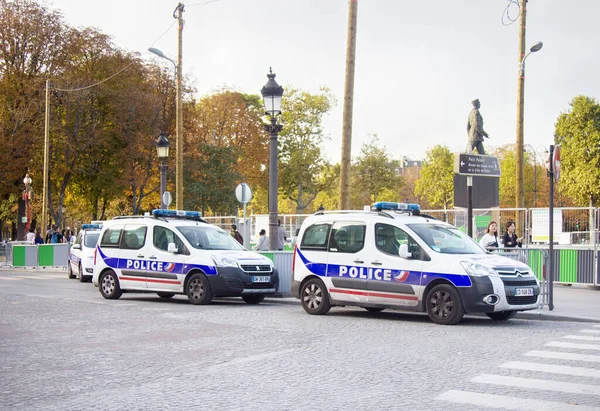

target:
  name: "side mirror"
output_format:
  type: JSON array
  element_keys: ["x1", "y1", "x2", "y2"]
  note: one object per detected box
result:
[
  {"x1": 72, "y1": 244, "x2": 81, "y2": 250},
  {"x1": 398, "y1": 243, "x2": 412, "y2": 259},
  {"x1": 167, "y1": 242, "x2": 178, "y2": 253}
]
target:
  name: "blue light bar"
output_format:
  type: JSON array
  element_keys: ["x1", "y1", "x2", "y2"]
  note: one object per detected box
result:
[
  {"x1": 152, "y1": 209, "x2": 202, "y2": 219},
  {"x1": 372, "y1": 202, "x2": 420, "y2": 212},
  {"x1": 81, "y1": 223, "x2": 102, "y2": 230}
]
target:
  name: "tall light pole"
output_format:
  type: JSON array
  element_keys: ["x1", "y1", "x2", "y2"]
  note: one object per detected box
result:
[
  {"x1": 148, "y1": 1, "x2": 184, "y2": 210},
  {"x1": 155, "y1": 132, "x2": 170, "y2": 209},
  {"x1": 515, "y1": 39, "x2": 543, "y2": 211},
  {"x1": 42, "y1": 79, "x2": 50, "y2": 236},
  {"x1": 261, "y1": 68, "x2": 284, "y2": 251}
]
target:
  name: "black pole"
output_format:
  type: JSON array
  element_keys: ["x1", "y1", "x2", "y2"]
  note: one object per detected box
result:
[
  {"x1": 159, "y1": 159, "x2": 167, "y2": 209},
  {"x1": 265, "y1": 116, "x2": 282, "y2": 250},
  {"x1": 467, "y1": 176, "x2": 473, "y2": 238},
  {"x1": 548, "y1": 145, "x2": 554, "y2": 310}
]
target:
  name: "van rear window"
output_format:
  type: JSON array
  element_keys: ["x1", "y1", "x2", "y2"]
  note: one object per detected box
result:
[
  {"x1": 300, "y1": 223, "x2": 331, "y2": 250},
  {"x1": 100, "y1": 226, "x2": 123, "y2": 247}
]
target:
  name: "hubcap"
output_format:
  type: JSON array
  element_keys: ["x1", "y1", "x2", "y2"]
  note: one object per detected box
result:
[
  {"x1": 303, "y1": 283, "x2": 323, "y2": 310},
  {"x1": 101, "y1": 275, "x2": 115, "y2": 295},
  {"x1": 430, "y1": 290, "x2": 454, "y2": 319},
  {"x1": 189, "y1": 278, "x2": 204, "y2": 300}
]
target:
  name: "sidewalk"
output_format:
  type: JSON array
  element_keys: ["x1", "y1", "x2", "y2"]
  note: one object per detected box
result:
[{"x1": 267, "y1": 284, "x2": 600, "y2": 323}]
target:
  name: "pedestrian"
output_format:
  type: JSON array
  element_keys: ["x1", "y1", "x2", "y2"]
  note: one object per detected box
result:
[
  {"x1": 25, "y1": 228, "x2": 35, "y2": 244},
  {"x1": 34, "y1": 229, "x2": 44, "y2": 245},
  {"x1": 45, "y1": 225, "x2": 55, "y2": 244},
  {"x1": 275, "y1": 220, "x2": 287, "y2": 251},
  {"x1": 230, "y1": 224, "x2": 243, "y2": 245},
  {"x1": 502, "y1": 221, "x2": 523, "y2": 248},
  {"x1": 252, "y1": 229, "x2": 269, "y2": 251},
  {"x1": 479, "y1": 221, "x2": 500, "y2": 251}
]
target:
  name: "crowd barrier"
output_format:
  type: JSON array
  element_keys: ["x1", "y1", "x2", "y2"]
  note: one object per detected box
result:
[{"x1": 1, "y1": 242, "x2": 69, "y2": 268}]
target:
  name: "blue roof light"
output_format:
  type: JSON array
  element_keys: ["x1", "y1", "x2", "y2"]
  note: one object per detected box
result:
[
  {"x1": 372, "y1": 202, "x2": 420, "y2": 212},
  {"x1": 81, "y1": 223, "x2": 102, "y2": 230},
  {"x1": 152, "y1": 209, "x2": 202, "y2": 219}
]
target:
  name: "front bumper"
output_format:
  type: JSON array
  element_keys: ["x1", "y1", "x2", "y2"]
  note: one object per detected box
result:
[
  {"x1": 207, "y1": 267, "x2": 279, "y2": 297},
  {"x1": 458, "y1": 275, "x2": 540, "y2": 314}
]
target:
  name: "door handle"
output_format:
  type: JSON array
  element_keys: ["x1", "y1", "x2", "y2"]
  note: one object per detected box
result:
[
  {"x1": 148, "y1": 256, "x2": 157, "y2": 260},
  {"x1": 353, "y1": 259, "x2": 364, "y2": 264},
  {"x1": 371, "y1": 261, "x2": 383, "y2": 266},
  {"x1": 137, "y1": 255, "x2": 145, "y2": 259}
]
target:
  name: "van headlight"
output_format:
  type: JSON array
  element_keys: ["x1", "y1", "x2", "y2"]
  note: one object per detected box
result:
[
  {"x1": 460, "y1": 261, "x2": 498, "y2": 277},
  {"x1": 211, "y1": 255, "x2": 239, "y2": 268}
]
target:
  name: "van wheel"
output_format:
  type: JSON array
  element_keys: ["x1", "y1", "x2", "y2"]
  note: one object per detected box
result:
[
  {"x1": 426, "y1": 284, "x2": 464, "y2": 325},
  {"x1": 99, "y1": 270, "x2": 122, "y2": 300},
  {"x1": 157, "y1": 293, "x2": 175, "y2": 299},
  {"x1": 68, "y1": 264, "x2": 75, "y2": 279},
  {"x1": 78, "y1": 264, "x2": 86, "y2": 282},
  {"x1": 301, "y1": 278, "x2": 330, "y2": 315},
  {"x1": 364, "y1": 307, "x2": 384, "y2": 313},
  {"x1": 486, "y1": 311, "x2": 517, "y2": 321},
  {"x1": 242, "y1": 294, "x2": 265, "y2": 304},
  {"x1": 187, "y1": 273, "x2": 213, "y2": 305}
]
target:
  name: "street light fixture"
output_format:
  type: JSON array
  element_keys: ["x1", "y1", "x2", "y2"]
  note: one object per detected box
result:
[
  {"x1": 261, "y1": 68, "x2": 284, "y2": 251},
  {"x1": 155, "y1": 132, "x2": 170, "y2": 209},
  {"x1": 148, "y1": 46, "x2": 183, "y2": 210},
  {"x1": 515, "y1": 40, "x2": 543, "y2": 226}
]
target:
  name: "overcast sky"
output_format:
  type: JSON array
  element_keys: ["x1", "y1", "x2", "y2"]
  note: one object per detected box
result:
[{"x1": 48, "y1": 0, "x2": 600, "y2": 163}]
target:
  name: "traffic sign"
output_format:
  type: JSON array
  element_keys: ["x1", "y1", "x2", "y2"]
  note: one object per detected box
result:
[
  {"x1": 553, "y1": 145, "x2": 561, "y2": 182},
  {"x1": 235, "y1": 183, "x2": 252, "y2": 204},
  {"x1": 454, "y1": 153, "x2": 501, "y2": 177},
  {"x1": 162, "y1": 191, "x2": 172, "y2": 207}
]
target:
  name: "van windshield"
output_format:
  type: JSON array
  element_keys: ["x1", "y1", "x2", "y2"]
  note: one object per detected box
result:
[
  {"x1": 407, "y1": 224, "x2": 485, "y2": 255},
  {"x1": 175, "y1": 225, "x2": 244, "y2": 250}
]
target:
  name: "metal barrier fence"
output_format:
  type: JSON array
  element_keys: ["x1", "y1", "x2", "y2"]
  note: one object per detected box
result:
[
  {"x1": 1, "y1": 242, "x2": 69, "y2": 268},
  {"x1": 258, "y1": 251, "x2": 293, "y2": 296}
]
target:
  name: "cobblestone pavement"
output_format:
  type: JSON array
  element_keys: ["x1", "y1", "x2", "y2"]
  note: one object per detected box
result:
[{"x1": 1, "y1": 270, "x2": 599, "y2": 410}]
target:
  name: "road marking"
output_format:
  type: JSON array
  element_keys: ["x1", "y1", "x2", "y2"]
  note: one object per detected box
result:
[
  {"x1": 0, "y1": 277, "x2": 21, "y2": 281},
  {"x1": 472, "y1": 374, "x2": 600, "y2": 395},
  {"x1": 500, "y1": 361, "x2": 600, "y2": 378},
  {"x1": 546, "y1": 341, "x2": 600, "y2": 351},
  {"x1": 581, "y1": 329, "x2": 600, "y2": 334},
  {"x1": 436, "y1": 390, "x2": 600, "y2": 410},
  {"x1": 565, "y1": 335, "x2": 600, "y2": 342},
  {"x1": 525, "y1": 350, "x2": 600, "y2": 363}
]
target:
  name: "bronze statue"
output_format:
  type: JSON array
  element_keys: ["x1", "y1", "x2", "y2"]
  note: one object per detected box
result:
[{"x1": 467, "y1": 99, "x2": 489, "y2": 155}]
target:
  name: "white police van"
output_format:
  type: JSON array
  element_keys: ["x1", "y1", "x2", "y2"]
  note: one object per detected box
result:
[
  {"x1": 68, "y1": 223, "x2": 102, "y2": 282},
  {"x1": 291, "y1": 202, "x2": 541, "y2": 325},
  {"x1": 92, "y1": 210, "x2": 279, "y2": 305}
]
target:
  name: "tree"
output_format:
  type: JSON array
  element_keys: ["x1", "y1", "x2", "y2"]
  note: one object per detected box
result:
[
  {"x1": 555, "y1": 95, "x2": 600, "y2": 207},
  {"x1": 351, "y1": 135, "x2": 402, "y2": 206},
  {"x1": 415, "y1": 145, "x2": 454, "y2": 209},
  {"x1": 278, "y1": 87, "x2": 336, "y2": 213}
]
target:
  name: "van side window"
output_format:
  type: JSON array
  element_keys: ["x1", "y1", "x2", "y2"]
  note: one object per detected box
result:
[
  {"x1": 375, "y1": 223, "x2": 423, "y2": 259},
  {"x1": 329, "y1": 222, "x2": 366, "y2": 253},
  {"x1": 154, "y1": 226, "x2": 187, "y2": 254},
  {"x1": 300, "y1": 223, "x2": 331, "y2": 251},
  {"x1": 100, "y1": 225, "x2": 123, "y2": 248},
  {"x1": 120, "y1": 225, "x2": 147, "y2": 250}
]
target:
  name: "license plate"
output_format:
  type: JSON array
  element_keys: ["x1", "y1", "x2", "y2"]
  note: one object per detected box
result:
[
  {"x1": 515, "y1": 287, "x2": 534, "y2": 296},
  {"x1": 252, "y1": 276, "x2": 270, "y2": 283}
]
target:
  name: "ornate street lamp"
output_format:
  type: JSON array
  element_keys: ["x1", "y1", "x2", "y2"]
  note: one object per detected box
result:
[
  {"x1": 261, "y1": 68, "x2": 284, "y2": 250},
  {"x1": 23, "y1": 173, "x2": 32, "y2": 233},
  {"x1": 155, "y1": 132, "x2": 170, "y2": 209}
]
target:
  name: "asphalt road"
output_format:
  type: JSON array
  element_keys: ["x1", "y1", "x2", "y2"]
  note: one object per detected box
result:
[{"x1": 1, "y1": 269, "x2": 599, "y2": 410}]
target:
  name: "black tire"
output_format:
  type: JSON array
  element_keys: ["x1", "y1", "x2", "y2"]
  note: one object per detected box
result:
[
  {"x1": 99, "y1": 270, "x2": 122, "y2": 300},
  {"x1": 486, "y1": 311, "x2": 517, "y2": 321},
  {"x1": 242, "y1": 294, "x2": 265, "y2": 304},
  {"x1": 364, "y1": 307, "x2": 385, "y2": 313},
  {"x1": 426, "y1": 284, "x2": 465, "y2": 325},
  {"x1": 78, "y1": 264, "x2": 86, "y2": 283},
  {"x1": 301, "y1": 278, "x2": 331, "y2": 315},
  {"x1": 186, "y1": 273, "x2": 213, "y2": 305},
  {"x1": 68, "y1": 263, "x2": 76, "y2": 279},
  {"x1": 157, "y1": 292, "x2": 175, "y2": 299}
]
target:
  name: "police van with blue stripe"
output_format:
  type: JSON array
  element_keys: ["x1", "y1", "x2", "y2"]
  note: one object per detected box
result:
[
  {"x1": 291, "y1": 202, "x2": 540, "y2": 325},
  {"x1": 68, "y1": 223, "x2": 102, "y2": 282},
  {"x1": 92, "y1": 210, "x2": 278, "y2": 305}
]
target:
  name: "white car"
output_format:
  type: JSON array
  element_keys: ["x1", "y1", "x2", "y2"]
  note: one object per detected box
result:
[
  {"x1": 92, "y1": 209, "x2": 279, "y2": 305},
  {"x1": 292, "y1": 202, "x2": 541, "y2": 325},
  {"x1": 68, "y1": 224, "x2": 102, "y2": 282}
]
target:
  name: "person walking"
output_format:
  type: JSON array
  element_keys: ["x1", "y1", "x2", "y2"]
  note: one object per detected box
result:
[
  {"x1": 253, "y1": 229, "x2": 269, "y2": 251},
  {"x1": 33, "y1": 229, "x2": 44, "y2": 245},
  {"x1": 230, "y1": 224, "x2": 243, "y2": 245},
  {"x1": 25, "y1": 228, "x2": 35, "y2": 244},
  {"x1": 502, "y1": 221, "x2": 523, "y2": 248},
  {"x1": 479, "y1": 221, "x2": 500, "y2": 251},
  {"x1": 274, "y1": 220, "x2": 287, "y2": 251}
]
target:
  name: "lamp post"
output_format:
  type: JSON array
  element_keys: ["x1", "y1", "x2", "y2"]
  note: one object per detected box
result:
[
  {"x1": 260, "y1": 68, "x2": 284, "y2": 251},
  {"x1": 149, "y1": 45, "x2": 183, "y2": 210},
  {"x1": 23, "y1": 173, "x2": 32, "y2": 233},
  {"x1": 155, "y1": 132, "x2": 170, "y2": 209},
  {"x1": 515, "y1": 41, "x2": 543, "y2": 212}
]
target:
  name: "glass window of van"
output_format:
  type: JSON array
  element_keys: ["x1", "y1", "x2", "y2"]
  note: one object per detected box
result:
[
  {"x1": 154, "y1": 226, "x2": 188, "y2": 254},
  {"x1": 329, "y1": 222, "x2": 366, "y2": 253},
  {"x1": 300, "y1": 223, "x2": 331, "y2": 250},
  {"x1": 100, "y1": 225, "x2": 123, "y2": 248},
  {"x1": 119, "y1": 225, "x2": 147, "y2": 250},
  {"x1": 375, "y1": 223, "x2": 421, "y2": 257},
  {"x1": 84, "y1": 233, "x2": 100, "y2": 248}
]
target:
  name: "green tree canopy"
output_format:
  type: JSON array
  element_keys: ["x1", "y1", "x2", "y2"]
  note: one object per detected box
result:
[{"x1": 414, "y1": 145, "x2": 453, "y2": 209}]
